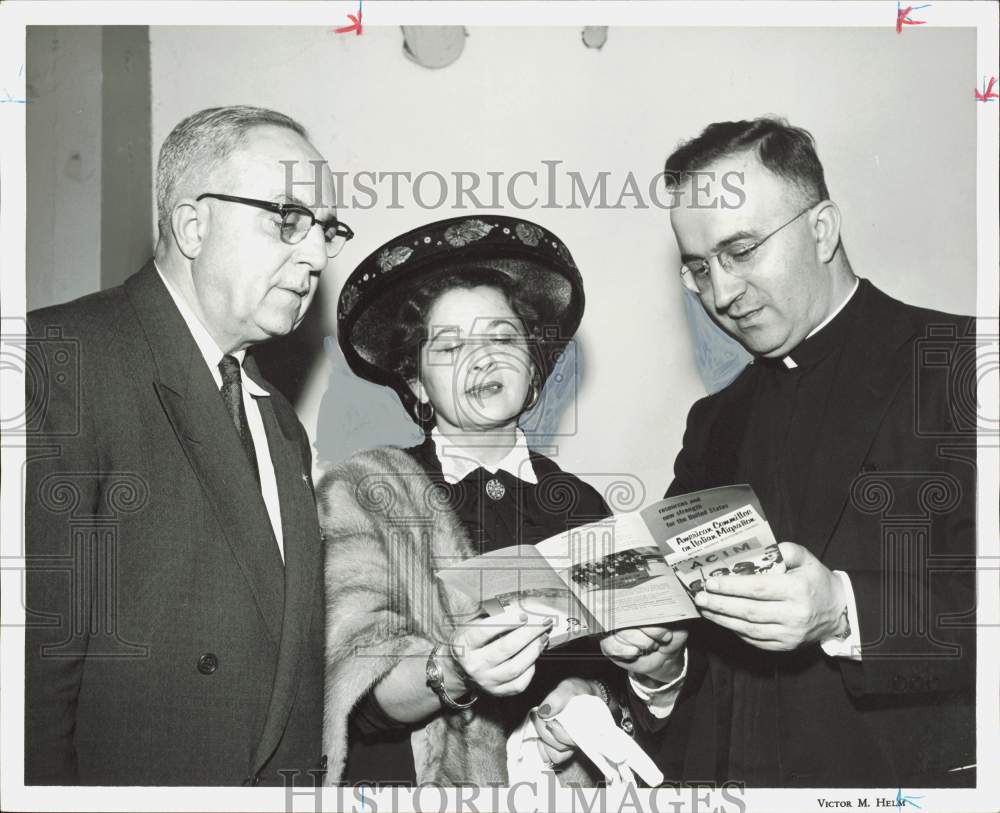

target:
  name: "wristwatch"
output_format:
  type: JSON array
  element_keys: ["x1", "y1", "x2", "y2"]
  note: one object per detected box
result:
[
  {"x1": 426, "y1": 644, "x2": 479, "y2": 710},
  {"x1": 594, "y1": 678, "x2": 635, "y2": 737}
]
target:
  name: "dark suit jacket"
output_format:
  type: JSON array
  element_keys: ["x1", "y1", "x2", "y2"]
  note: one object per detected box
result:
[
  {"x1": 24, "y1": 263, "x2": 325, "y2": 786},
  {"x1": 634, "y1": 280, "x2": 976, "y2": 788}
]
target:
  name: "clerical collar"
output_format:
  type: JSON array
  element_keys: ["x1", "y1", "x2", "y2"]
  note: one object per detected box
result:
[
  {"x1": 431, "y1": 427, "x2": 538, "y2": 485},
  {"x1": 155, "y1": 262, "x2": 268, "y2": 396},
  {"x1": 776, "y1": 278, "x2": 861, "y2": 371}
]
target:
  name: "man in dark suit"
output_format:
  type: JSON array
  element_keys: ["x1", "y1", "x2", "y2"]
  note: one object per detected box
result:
[
  {"x1": 25, "y1": 106, "x2": 351, "y2": 785},
  {"x1": 600, "y1": 119, "x2": 976, "y2": 787}
]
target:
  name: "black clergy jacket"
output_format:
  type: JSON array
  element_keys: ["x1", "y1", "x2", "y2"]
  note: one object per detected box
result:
[{"x1": 632, "y1": 279, "x2": 976, "y2": 788}]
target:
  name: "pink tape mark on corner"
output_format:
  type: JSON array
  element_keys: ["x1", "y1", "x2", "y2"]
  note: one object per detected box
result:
[
  {"x1": 896, "y1": 2, "x2": 930, "y2": 34},
  {"x1": 975, "y1": 76, "x2": 998, "y2": 103},
  {"x1": 334, "y1": 0, "x2": 363, "y2": 35}
]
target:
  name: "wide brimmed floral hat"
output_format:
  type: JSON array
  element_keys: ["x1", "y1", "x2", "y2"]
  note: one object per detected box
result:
[{"x1": 337, "y1": 215, "x2": 585, "y2": 390}]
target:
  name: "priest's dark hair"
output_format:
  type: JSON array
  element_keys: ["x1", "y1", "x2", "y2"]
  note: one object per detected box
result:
[{"x1": 664, "y1": 117, "x2": 830, "y2": 205}]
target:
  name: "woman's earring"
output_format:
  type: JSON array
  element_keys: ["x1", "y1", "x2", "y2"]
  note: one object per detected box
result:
[
  {"x1": 525, "y1": 383, "x2": 540, "y2": 411},
  {"x1": 415, "y1": 400, "x2": 436, "y2": 423}
]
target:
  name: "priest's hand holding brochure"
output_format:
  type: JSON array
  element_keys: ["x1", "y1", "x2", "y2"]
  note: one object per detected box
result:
[
  {"x1": 438, "y1": 485, "x2": 786, "y2": 781},
  {"x1": 437, "y1": 484, "x2": 785, "y2": 646}
]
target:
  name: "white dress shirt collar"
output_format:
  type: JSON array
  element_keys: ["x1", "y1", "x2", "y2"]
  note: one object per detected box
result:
[
  {"x1": 431, "y1": 427, "x2": 538, "y2": 485},
  {"x1": 154, "y1": 262, "x2": 269, "y2": 396}
]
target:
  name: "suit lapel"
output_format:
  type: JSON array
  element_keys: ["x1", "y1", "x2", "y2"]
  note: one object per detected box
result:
[
  {"x1": 126, "y1": 264, "x2": 285, "y2": 643},
  {"x1": 704, "y1": 281, "x2": 920, "y2": 562},
  {"x1": 793, "y1": 281, "x2": 920, "y2": 560},
  {"x1": 243, "y1": 358, "x2": 322, "y2": 774}
]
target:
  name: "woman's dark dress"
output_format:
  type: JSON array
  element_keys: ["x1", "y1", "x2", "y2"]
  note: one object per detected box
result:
[{"x1": 343, "y1": 437, "x2": 613, "y2": 785}]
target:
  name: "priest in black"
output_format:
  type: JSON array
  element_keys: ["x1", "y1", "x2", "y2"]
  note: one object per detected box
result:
[{"x1": 601, "y1": 119, "x2": 976, "y2": 788}]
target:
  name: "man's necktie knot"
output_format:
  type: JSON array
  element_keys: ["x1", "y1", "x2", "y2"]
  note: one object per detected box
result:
[{"x1": 218, "y1": 354, "x2": 261, "y2": 484}]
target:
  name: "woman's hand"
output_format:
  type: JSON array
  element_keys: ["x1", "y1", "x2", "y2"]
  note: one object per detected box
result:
[
  {"x1": 530, "y1": 677, "x2": 601, "y2": 766},
  {"x1": 449, "y1": 613, "x2": 553, "y2": 697},
  {"x1": 600, "y1": 625, "x2": 688, "y2": 688}
]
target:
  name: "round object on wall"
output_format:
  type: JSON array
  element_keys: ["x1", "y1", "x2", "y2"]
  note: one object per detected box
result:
[
  {"x1": 401, "y1": 26, "x2": 467, "y2": 69},
  {"x1": 582, "y1": 26, "x2": 608, "y2": 50}
]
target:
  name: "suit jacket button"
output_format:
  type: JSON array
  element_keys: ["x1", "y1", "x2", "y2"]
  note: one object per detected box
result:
[
  {"x1": 197, "y1": 653, "x2": 219, "y2": 674},
  {"x1": 891, "y1": 674, "x2": 907, "y2": 692}
]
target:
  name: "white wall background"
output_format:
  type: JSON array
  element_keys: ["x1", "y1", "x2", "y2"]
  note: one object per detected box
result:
[{"x1": 149, "y1": 25, "x2": 976, "y2": 497}]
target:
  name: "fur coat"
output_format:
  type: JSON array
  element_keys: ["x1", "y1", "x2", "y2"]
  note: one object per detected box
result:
[{"x1": 317, "y1": 446, "x2": 598, "y2": 787}]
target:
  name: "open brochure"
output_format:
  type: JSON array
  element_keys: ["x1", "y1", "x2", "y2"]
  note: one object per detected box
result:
[{"x1": 437, "y1": 484, "x2": 785, "y2": 648}]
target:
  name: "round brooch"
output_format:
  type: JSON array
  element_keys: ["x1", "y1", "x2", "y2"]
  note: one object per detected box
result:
[{"x1": 485, "y1": 478, "x2": 506, "y2": 501}]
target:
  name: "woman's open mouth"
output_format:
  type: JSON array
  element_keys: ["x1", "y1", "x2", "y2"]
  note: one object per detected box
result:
[{"x1": 466, "y1": 381, "x2": 504, "y2": 399}]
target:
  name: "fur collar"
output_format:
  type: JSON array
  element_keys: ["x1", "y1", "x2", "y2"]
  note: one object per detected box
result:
[{"x1": 317, "y1": 446, "x2": 596, "y2": 787}]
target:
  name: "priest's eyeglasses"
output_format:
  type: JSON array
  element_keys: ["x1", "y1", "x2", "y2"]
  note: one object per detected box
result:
[
  {"x1": 679, "y1": 204, "x2": 816, "y2": 294},
  {"x1": 196, "y1": 193, "x2": 355, "y2": 258}
]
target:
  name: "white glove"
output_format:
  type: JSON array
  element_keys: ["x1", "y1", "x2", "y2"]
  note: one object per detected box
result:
[{"x1": 506, "y1": 694, "x2": 663, "y2": 787}]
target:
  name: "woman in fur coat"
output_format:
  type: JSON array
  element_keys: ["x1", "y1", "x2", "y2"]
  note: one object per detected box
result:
[{"x1": 319, "y1": 216, "x2": 623, "y2": 786}]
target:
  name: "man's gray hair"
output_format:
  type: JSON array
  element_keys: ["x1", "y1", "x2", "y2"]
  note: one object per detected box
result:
[{"x1": 155, "y1": 105, "x2": 307, "y2": 239}]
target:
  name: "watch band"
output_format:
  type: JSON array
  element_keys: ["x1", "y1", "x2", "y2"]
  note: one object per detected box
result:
[
  {"x1": 426, "y1": 644, "x2": 478, "y2": 710},
  {"x1": 593, "y1": 679, "x2": 611, "y2": 707},
  {"x1": 594, "y1": 678, "x2": 635, "y2": 737}
]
